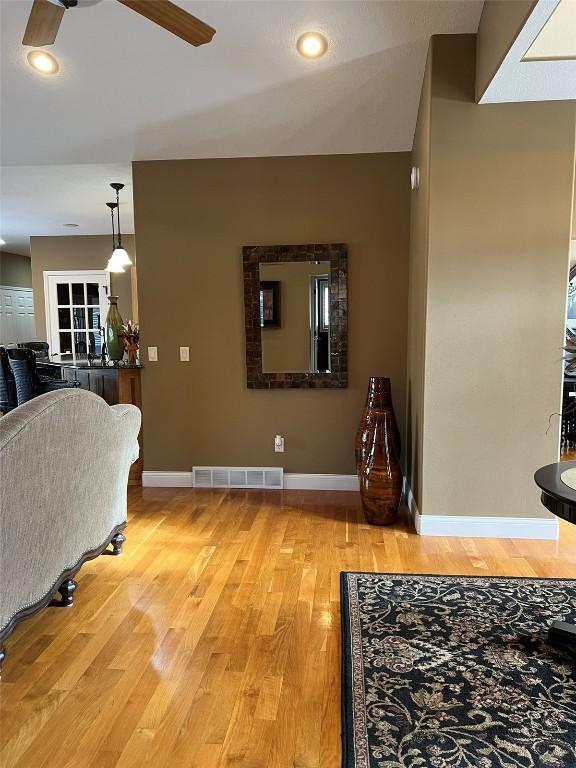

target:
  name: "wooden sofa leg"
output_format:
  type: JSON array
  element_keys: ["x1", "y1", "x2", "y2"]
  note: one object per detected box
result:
[
  {"x1": 109, "y1": 532, "x2": 126, "y2": 556},
  {"x1": 57, "y1": 579, "x2": 77, "y2": 607}
]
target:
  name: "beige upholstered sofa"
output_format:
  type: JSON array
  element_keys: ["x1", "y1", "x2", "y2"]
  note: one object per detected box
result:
[{"x1": 0, "y1": 389, "x2": 141, "y2": 671}]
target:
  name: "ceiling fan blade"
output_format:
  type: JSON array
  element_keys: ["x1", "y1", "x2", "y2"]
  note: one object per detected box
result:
[
  {"x1": 117, "y1": 0, "x2": 215, "y2": 47},
  {"x1": 22, "y1": 0, "x2": 65, "y2": 46}
]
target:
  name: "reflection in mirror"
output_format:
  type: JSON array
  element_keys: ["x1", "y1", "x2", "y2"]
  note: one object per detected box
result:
[
  {"x1": 243, "y1": 243, "x2": 347, "y2": 389},
  {"x1": 259, "y1": 261, "x2": 330, "y2": 373},
  {"x1": 568, "y1": 264, "x2": 576, "y2": 331}
]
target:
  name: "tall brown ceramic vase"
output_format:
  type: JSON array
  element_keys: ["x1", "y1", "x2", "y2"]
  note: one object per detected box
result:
[
  {"x1": 355, "y1": 377, "x2": 401, "y2": 468},
  {"x1": 359, "y1": 410, "x2": 403, "y2": 525}
]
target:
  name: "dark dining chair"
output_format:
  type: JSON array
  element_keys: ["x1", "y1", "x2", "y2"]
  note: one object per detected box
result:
[
  {"x1": 0, "y1": 347, "x2": 18, "y2": 414},
  {"x1": 6, "y1": 348, "x2": 80, "y2": 407},
  {"x1": 16, "y1": 341, "x2": 50, "y2": 361},
  {"x1": 17, "y1": 341, "x2": 62, "y2": 379}
]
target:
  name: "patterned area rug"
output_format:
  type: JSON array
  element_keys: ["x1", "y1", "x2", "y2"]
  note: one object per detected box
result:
[{"x1": 341, "y1": 573, "x2": 576, "y2": 768}]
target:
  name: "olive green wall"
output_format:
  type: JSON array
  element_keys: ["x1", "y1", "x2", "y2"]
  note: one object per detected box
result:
[
  {"x1": 0, "y1": 251, "x2": 32, "y2": 288},
  {"x1": 409, "y1": 34, "x2": 576, "y2": 520},
  {"x1": 30, "y1": 235, "x2": 135, "y2": 341},
  {"x1": 132, "y1": 154, "x2": 411, "y2": 473}
]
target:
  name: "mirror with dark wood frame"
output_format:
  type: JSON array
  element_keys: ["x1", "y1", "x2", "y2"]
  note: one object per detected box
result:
[{"x1": 242, "y1": 243, "x2": 348, "y2": 389}]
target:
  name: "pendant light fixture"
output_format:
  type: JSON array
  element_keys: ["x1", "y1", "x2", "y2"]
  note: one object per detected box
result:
[
  {"x1": 105, "y1": 201, "x2": 124, "y2": 273},
  {"x1": 105, "y1": 182, "x2": 132, "y2": 272}
]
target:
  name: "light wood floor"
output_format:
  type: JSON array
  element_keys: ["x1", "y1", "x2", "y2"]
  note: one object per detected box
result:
[{"x1": 1, "y1": 489, "x2": 575, "y2": 768}]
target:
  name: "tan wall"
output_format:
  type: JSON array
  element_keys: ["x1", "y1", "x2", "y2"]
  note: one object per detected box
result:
[
  {"x1": 406, "y1": 45, "x2": 432, "y2": 512},
  {"x1": 260, "y1": 261, "x2": 328, "y2": 373},
  {"x1": 0, "y1": 251, "x2": 32, "y2": 288},
  {"x1": 132, "y1": 154, "x2": 411, "y2": 473},
  {"x1": 476, "y1": 0, "x2": 536, "y2": 101},
  {"x1": 420, "y1": 34, "x2": 575, "y2": 519},
  {"x1": 30, "y1": 235, "x2": 135, "y2": 341}
]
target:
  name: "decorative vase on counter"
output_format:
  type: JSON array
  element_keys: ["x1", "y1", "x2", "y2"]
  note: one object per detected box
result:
[
  {"x1": 123, "y1": 321, "x2": 140, "y2": 366},
  {"x1": 359, "y1": 410, "x2": 403, "y2": 525},
  {"x1": 105, "y1": 296, "x2": 125, "y2": 363},
  {"x1": 355, "y1": 377, "x2": 401, "y2": 468}
]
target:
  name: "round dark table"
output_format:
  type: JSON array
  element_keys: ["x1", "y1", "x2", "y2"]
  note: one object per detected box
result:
[{"x1": 534, "y1": 461, "x2": 576, "y2": 647}]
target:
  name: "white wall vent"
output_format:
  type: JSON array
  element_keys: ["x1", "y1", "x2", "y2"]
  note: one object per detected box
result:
[{"x1": 192, "y1": 467, "x2": 284, "y2": 490}]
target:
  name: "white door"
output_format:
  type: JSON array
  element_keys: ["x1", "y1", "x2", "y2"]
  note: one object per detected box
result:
[
  {"x1": 44, "y1": 271, "x2": 110, "y2": 360},
  {"x1": 0, "y1": 286, "x2": 35, "y2": 345}
]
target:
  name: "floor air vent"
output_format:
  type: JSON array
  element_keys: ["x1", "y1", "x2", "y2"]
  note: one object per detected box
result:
[{"x1": 192, "y1": 467, "x2": 284, "y2": 490}]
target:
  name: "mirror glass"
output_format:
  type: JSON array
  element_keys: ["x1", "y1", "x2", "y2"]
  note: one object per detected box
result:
[{"x1": 259, "y1": 261, "x2": 331, "y2": 373}]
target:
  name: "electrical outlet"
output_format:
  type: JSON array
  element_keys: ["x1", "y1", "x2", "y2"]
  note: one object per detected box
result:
[
  {"x1": 179, "y1": 346, "x2": 190, "y2": 362},
  {"x1": 148, "y1": 346, "x2": 158, "y2": 362},
  {"x1": 274, "y1": 435, "x2": 285, "y2": 453}
]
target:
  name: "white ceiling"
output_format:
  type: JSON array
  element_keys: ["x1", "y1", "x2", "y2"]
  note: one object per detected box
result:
[
  {"x1": 523, "y1": 0, "x2": 576, "y2": 61},
  {"x1": 0, "y1": 164, "x2": 133, "y2": 256},
  {"x1": 1, "y1": 0, "x2": 484, "y2": 165},
  {"x1": 480, "y1": 0, "x2": 576, "y2": 103},
  {"x1": 0, "y1": 0, "x2": 484, "y2": 255}
]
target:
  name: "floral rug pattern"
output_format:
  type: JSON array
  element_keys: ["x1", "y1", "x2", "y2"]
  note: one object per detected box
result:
[{"x1": 341, "y1": 574, "x2": 576, "y2": 768}]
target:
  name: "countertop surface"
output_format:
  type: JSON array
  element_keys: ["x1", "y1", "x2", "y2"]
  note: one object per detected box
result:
[{"x1": 39, "y1": 360, "x2": 143, "y2": 370}]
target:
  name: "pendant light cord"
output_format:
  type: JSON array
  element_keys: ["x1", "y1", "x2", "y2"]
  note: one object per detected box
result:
[
  {"x1": 116, "y1": 188, "x2": 122, "y2": 249},
  {"x1": 110, "y1": 205, "x2": 116, "y2": 249}
]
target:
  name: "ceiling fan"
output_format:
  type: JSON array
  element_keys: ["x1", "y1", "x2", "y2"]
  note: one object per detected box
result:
[{"x1": 22, "y1": 0, "x2": 216, "y2": 48}]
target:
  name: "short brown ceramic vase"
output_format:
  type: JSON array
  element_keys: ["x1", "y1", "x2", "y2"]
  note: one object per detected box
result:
[{"x1": 360, "y1": 410, "x2": 403, "y2": 525}]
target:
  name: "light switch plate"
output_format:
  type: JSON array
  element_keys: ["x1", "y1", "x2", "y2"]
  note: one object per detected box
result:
[
  {"x1": 148, "y1": 346, "x2": 158, "y2": 362},
  {"x1": 179, "y1": 346, "x2": 190, "y2": 362}
]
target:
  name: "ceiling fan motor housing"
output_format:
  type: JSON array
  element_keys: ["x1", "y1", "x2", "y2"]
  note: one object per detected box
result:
[{"x1": 47, "y1": 0, "x2": 78, "y2": 8}]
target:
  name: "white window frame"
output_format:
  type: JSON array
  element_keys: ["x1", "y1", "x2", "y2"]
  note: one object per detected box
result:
[{"x1": 43, "y1": 270, "x2": 110, "y2": 361}]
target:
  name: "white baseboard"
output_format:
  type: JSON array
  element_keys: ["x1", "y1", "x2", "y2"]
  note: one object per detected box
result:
[
  {"x1": 142, "y1": 471, "x2": 359, "y2": 491},
  {"x1": 284, "y1": 473, "x2": 359, "y2": 491},
  {"x1": 403, "y1": 478, "x2": 558, "y2": 540},
  {"x1": 414, "y1": 514, "x2": 558, "y2": 540},
  {"x1": 142, "y1": 471, "x2": 193, "y2": 487}
]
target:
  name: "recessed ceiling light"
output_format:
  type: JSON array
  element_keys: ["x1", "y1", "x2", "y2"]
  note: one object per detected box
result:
[
  {"x1": 297, "y1": 32, "x2": 328, "y2": 59},
  {"x1": 63, "y1": 223, "x2": 79, "y2": 228},
  {"x1": 27, "y1": 50, "x2": 59, "y2": 75}
]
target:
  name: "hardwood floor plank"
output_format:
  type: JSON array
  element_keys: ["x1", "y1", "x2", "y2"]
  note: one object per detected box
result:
[{"x1": 1, "y1": 489, "x2": 574, "y2": 768}]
